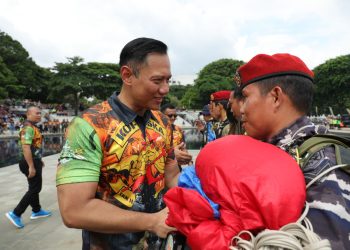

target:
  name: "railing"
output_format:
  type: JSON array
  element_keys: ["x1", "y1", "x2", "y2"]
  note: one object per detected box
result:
[
  {"x1": 0, "y1": 133, "x2": 65, "y2": 168},
  {"x1": 182, "y1": 127, "x2": 203, "y2": 150},
  {"x1": 0, "y1": 128, "x2": 204, "y2": 168}
]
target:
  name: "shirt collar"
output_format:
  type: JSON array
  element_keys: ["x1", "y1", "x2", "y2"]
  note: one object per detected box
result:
[
  {"x1": 25, "y1": 120, "x2": 38, "y2": 127},
  {"x1": 268, "y1": 116, "x2": 327, "y2": 150},
  {"x1": 107, "y1": 91, "x2": 156, "y2": 125}
]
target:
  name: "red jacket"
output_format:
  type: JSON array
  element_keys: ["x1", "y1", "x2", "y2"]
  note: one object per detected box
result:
[{"x1": 165, "y1": 135, "x2": 306, "y2": 250}]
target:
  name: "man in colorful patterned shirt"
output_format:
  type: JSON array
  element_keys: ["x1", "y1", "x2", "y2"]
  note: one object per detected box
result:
[
  {"x1": 235, "y1": 53, "x2": 350, "y2": 249},
  {"x1": 56, "y1": 38, "x2": 180, "y2": 250},
  {"x1": 6, "y1": 105, "x2": 51, "y2": 229},
  {"x1": 161, "y1": 103, "x2": 192, "y2": 167}
]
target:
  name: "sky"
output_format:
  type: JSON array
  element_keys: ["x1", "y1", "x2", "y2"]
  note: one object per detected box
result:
[{"x1": 1, "y1": 0, "x2": 349, "y2": 84}]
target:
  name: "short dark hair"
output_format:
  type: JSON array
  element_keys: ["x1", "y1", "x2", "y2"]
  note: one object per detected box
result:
[
  {"x1": 213, "y1": 100, "x2": 229, "y2": 109},
  {"x1": 256, "y1": 75, "x2": 314, "y2": 114},
  {"x1": 119, "y1": 37, "x2": 168, "y2": 77},
  {"x1": 233, "y1": 87, "x2": 243, "y2": 100},
  {"x1": 161, "y1": 103, "x2": 176, "y2": 113}
]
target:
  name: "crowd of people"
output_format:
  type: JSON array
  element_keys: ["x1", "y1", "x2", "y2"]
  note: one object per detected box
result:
[
  {"x1": 0, "y1": 101, "x2": 71, "y2": 135},
  {"x1": 309, "y1": 115, "x2": 346, "y2": 129}
]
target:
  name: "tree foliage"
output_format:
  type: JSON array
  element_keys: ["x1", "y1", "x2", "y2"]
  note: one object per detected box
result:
[
  {"x1": 161, "y1": 84, "x2": 191, "y2": 108},
  {"x1": 50, "y1": 56, "x2": 90, "y2": 115},
  {"x1": 313, "y1": 55, "x2": 350, "y2": 114},
  {"x1": 181, "y1": 58, "x2": 244, "y2": 108},
  {"x1": 49, "y1": 57, "x2": 122, "y2": 114},
  {"x1": 84, "y1": 62, "x2": 121, "y2": 100},
  {"x1": 0, "y1": 30, "x2": 49, "y2": 100},
  {"x1": 2, "y1": 30, "x2": 350, "y2": 115}
]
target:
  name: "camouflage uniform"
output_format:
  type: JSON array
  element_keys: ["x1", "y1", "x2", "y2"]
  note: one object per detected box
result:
[
  {"x1": 213, "y1": 119, "x2": 230, "y2": 139},
  {"x1": 267, "y1": 116, "x2": 350, "y2": 250}
]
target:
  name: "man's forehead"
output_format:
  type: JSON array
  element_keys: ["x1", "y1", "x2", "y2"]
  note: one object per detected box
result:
[
  {"x1": 144, "y1": 53, "x2": 170, "y2": 66},
  {"x1": 242, "y1": 83, "x2": 258, "y2": 93},
  {"x1": 165, "y1": 108, "x2": 176, "y2": 113},
  {"x1": 141, "y1": 55, "x2": 171, "y2": 76}
]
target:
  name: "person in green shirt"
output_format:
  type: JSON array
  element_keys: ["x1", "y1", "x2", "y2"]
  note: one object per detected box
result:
[{"x1": 6, "y1": 105, "x2": 51, "y2": 229}]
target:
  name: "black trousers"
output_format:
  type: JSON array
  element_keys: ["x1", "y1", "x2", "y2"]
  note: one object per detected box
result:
[{"x1": 13, "y1": 159, "x2": 43, "y2": 216}]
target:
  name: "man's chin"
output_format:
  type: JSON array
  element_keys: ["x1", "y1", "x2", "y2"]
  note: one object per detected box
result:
[{"x1": 150, "y1": 104, "x2": 161, "y2": 110}]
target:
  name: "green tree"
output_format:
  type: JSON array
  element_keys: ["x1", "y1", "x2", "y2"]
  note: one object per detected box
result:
[
  {"x1": 0, "y1": 30, "x2": 49, "y2": 100},
  {"x1": 50, "y1": 57, "x2": 90, "y2": 115},
  {"x1": 182, "y1": 58, "x2": 244, "y2": 108},
  {"x1": 161, "y1": 84, "x2": 192, "y2": 108},
  {"x1": 84, "y1": 62, "x2": 122, "y2": 100},
  {"x1": 181, "y1": 86, "x2": 200, "y2": 109},
  {"x1": 313, "y1": 55, "x2": 350, "y2": 114},
  {"x1": 50, "y1": 59, "x2": 123, "y2": 114},
  {"x1": 0, "y1": 56, "x2": 17, "y2": 99},
  {"x1": 170, "y1": 85, "x2": 190, "y2": 101}
]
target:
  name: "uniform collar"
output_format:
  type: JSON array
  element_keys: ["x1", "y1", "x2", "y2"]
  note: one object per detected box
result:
[
  {"x1": 268, "y1": 116, "x2": 327, "y2": 150},
  {"x1": 24, "y1": 120, "x2": 38, "y2": 127},
  {"x1": 107, "y1": 91, "x2": 156, "y2": 125}
]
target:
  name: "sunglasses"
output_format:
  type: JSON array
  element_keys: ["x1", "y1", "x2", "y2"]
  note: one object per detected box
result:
[{"x1": 167, "y1": 114, "x2": 177, "y2": 118}]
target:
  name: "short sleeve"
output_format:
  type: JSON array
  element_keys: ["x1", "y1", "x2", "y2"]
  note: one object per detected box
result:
[
  {"x1": 56, "y1": 117, "x2": 103, "y2": 185},
  {"x1": 20, "y1": 126, "x2": 34, "y2": 145}
]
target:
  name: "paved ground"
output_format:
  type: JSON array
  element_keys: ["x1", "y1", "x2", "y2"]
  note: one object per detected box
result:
[
  {"x1": 0, "y1": 150, "x2": 199, "y2": 250},
  {"x1": 0, "y1": 154, "x2": 81, "y2": 250}
]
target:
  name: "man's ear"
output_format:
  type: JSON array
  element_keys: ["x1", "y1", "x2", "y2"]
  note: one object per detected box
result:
[
  {"x1": 120, "y1": 66, "x2": 133, "y2": 86},
  {"x1": 270, "y1": 86, "x2": 284, "y2": 108}
]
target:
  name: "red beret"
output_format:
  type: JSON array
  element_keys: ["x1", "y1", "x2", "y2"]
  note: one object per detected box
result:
[
  {"x1": 235, "y1": 53, "x2": 314, "y2": 88},
  {"x1": 210, "y1": 90, "x2": 231, "y2": 101}
]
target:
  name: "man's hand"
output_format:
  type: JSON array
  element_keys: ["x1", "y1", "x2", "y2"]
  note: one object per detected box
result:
[
  {"x1": 175, "y1": 142, "x2": 192, "y2": 165},
  {"x1": 28, "y1": 166, "x2": 36, "y2": 178},
  {"x1": 57, "y1": 182, "x2": 177, "y2": 235},
  {"x1": 150, "y1": 207, "x2": 177, "y2": 238},
  {"x1": 22, "y1": 144, "x2": 36, "y2": 178},
  {"x1": 195, "y1": 120, "x2": 205, "y2": 132},
  {"x1": 42, "y1": 160, "x2": 45, "y2": 168}
]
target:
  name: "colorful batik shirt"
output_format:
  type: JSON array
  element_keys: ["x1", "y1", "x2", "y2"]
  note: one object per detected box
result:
[
  {"x1": 19, "y1": 120, "x2": 43, "y2": 160},
  {"x1": 172, "y1": 124, "x2": 185, "y2": 147},
  {"x1": 268, "y1": 116, "x2": 350, "y2": 250},
  {"x1": 56, "y1": 93, "x2": 174, "y2": 249}
]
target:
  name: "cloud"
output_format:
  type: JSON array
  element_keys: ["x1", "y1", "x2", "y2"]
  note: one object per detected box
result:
[{"x1": 0, "y1": 0, "x2": 349, "y2": 76}]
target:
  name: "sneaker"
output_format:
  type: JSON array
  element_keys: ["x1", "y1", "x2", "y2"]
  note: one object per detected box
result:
[
  {"x1": 6, "y1": 211, "x2": 24, "y2": 228},
  {"x1": 30, "y1": 209, "x2": 52, "y2": 219}
]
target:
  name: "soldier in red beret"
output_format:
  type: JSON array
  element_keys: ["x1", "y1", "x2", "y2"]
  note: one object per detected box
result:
[
  {"x1": 228, "y1": 88, "x2": 245, "y2": 135},
  {"x1": 235, "y1": 53, "x2": 349, "y2": 249},
  {"x1": 209, "y1": 90, "x2": 231, "y2": 138}
]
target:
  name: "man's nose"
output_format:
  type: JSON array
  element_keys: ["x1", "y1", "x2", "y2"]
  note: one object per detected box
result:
[
  {"x1": 239, "y1": 104, "x2": 245, "y2": 115},
  {"x1": 159, "y1": 81, "x2": 170, "y2": 95}
]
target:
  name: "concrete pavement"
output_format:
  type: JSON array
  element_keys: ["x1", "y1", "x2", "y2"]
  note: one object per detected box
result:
[
  {"x1": 0, "y1": 154, "x2": 81, "y2": 250},
  {"x1": 0, "y1": 150, "x2": 200, "y2": 250}
]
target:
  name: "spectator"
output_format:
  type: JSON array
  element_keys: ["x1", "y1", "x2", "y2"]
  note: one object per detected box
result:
[
  {"x1": 195, "y1": 104, "x2": 216, "y2": 146},
  {"x1": 161, "y1": 103, "x2": 192, "y2": 167}
]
